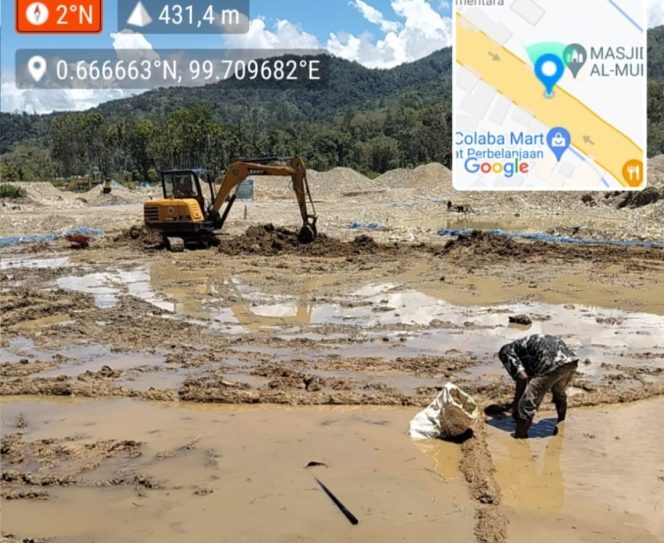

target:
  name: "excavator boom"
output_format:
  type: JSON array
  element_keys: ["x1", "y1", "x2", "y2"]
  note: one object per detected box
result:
[{"x1": 212, "y1": 155, "x2": 317, "y2": 243}]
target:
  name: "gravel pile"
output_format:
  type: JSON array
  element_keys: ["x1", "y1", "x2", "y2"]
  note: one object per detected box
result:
[
  {"x1": 13, "y1": 182, "x2": 85, "y2": 209},
  {"x1": 253, "y1": 167, "x2": 375, "y2": 200}
]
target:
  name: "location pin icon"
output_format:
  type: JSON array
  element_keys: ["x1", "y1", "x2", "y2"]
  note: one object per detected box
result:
[
  {"x1": 534, "y1": 53, "x2": 565, "y2": 98},
  {"x1": 563, "y1": 44, "x2": 587, "y2": 79},
  {"x1": 546, "y1": 127, "x2": 571, "y2": 162},
  {"x1": 28, "y1": 55, "x2": 47, "y2": 83}
]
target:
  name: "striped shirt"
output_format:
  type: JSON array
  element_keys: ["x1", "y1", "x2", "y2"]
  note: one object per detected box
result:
[{"x1": 499, "y1": 334, "x2": 578, "y2": 380}]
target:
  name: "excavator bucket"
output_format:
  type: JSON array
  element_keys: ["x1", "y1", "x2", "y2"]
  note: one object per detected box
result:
[{"x1": 298, "y1": 224, "x2": 317, "y2": 244}]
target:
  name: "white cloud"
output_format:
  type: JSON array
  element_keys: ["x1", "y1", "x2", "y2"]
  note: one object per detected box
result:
[
  {"x1": 224, "y1": 18, "x2": 320, "y2": 49},
  {"x1": 0, "y1": 82, "x2": 137, "y2": 114},
  {"x1": 4, "y1": 0, "x2": 662, "y2": 113},
  {"x1": 329, "y1": 0, "x2": 451, "y2": 68},
  {"x1": 225, "y1": 0, "x2": 450, "y2": 69},
  {"x1": 1, "y1": 30, "x2": 153, "y2": 114},
  {"x1": 110, "y1": 28, "x2": 159, "y2": 62},
  {"x1": 110, "y1": 29, "x2": 154, "y2": 49},
  {"x1": 650, "y1": 2, "x2": 664, "y2": 28},
  {"x1": 351, "y1": 0, "x2": 400, "y2": 33}
]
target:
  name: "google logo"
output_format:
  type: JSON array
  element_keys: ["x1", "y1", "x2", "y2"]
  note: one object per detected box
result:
[{"x1": 464, "y1": 158, "x2": 530, "y2": 178}]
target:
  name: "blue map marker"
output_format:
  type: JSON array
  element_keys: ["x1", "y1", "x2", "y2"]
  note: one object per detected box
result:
[
  {"x1": 534, "y1": 53, "x2": 565, "y2": 97},
  {"x1": 546, "y1": 127, "x2": 571, "y2": 161}
]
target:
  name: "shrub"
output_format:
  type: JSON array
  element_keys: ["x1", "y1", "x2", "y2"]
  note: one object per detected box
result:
[{"x1": 0, "y1": 183, "x2": 26, "y2": 199}]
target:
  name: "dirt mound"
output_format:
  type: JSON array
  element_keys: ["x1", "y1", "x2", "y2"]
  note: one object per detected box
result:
[
  {"x1": 373, "y1": 163, "x2": 452, "y2": 192},
  {"x1": 13, "y1": 182, "x2": 84, "y2": 209},
  {"x1": 85, "y1": 192, "x2": 132, "y2": 206},
  {"x1": 618, "y1": 186, "x2": 661, "y2": 208},
  {"x1": 308, "y1": 167, "x2": 374, "y2": 192},
  {"x1": 643, "y1": 159, "x2": 664, "y2": 185},
  {"x1": 253, "y1": 167, "x2": 375, "y2": 200},
  {"x1": 217, "y1": 224, "x2": 395, "y2": 257},
  {"x1": 83, "y1": 185, "x2": 149, "y2": 206},
  {"x1": 114, "y1": 225, "x2": 163, "y2": 247},
  {"x1": 373, "y1": 168, "x2": 411, "y2": 189},
  {"x1": 440, "y1": 229, "x2": 664, "y2": 264},
  {"x1": 406, "y1": 163, "x2": 453, "y2": 190},
  {"x1": 442, "y1": 230, "x2": 532, "y2": 258}
]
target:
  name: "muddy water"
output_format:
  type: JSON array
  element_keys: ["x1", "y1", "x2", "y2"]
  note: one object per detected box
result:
[
  {"x1": 3, "y1": 253, "x2": 663, "y2": 395},
  {"x1": 485, "y1": 399, "x2": 664, "y2": 542},
  {"x1": 56, "y1": 268, "x2": 174, "y2": 310},
  {"x1": 50, "y1": 263, "x2": 663, "y2": 366},
  {"x1": 0, "y1": 255, "x2": 70, "y2": 270},
  {"x1": 1, "y1": 398, "x2": 475, "y2": 543},
  {"x1": 3, "y1": 398, "x2": 663, "y2": 542}
]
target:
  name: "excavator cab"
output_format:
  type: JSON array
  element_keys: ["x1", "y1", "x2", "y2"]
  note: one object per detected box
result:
[{"x1": 161, "y1": 169, "x2": 215, "y2": 219}]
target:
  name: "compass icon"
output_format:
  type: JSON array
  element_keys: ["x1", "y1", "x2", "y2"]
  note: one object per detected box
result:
[{"x1": 25, "y1": 2, "x2": 49, "y2": 25}]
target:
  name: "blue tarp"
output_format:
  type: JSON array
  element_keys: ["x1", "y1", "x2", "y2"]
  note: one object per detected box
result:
[
  {"x1": 0, "y1": 226, "x2": 104, "y2": 248},
  {"x1": 437, "y1": 228, "x2": 664, "y2": 249},
  {"x1": 349, "y1": 221, "x2": 386, "y2": 231}
]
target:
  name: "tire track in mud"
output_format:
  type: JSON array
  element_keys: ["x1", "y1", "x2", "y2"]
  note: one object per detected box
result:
[{"x1": 460, "y1": 417, "x2": 508, "y2": 543}]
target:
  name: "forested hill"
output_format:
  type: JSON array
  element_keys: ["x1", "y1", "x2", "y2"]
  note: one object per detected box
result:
[
  {"x1": 95, "y1": 49, "x2": 452, "y2": 122},
  {"x1": 1, "y1": 26, "x2": 663, "y2": 181},
  {"x1": 0, "y1": 48, "x2": 453, "y2": 179},
  {"x1": 649, "y1": 24, "x2": 664, "y2": 78}
]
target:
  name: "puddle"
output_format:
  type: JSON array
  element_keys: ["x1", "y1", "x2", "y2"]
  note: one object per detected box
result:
[
  {"x1": 51, "y1": 263, "x2": 664, "y2": 355},
  {"x1": 0, "y1": 398, "x2": 475, "y2": 543},
  {"x1": 4, "y1": 343, "x2": 167, "y2": 378},
  {"x1": 485, "y1": 399, "x2": 664, "y2": 542},
  {"x1": 57, "y1": 268, "x2": 173, "y2": 310},
  {"x1": 12, "y1": 261, "x2": 664, "y2": 392},
  {"x1": 118, "y1": 368, "x2": 188, "y2": 392},
  {"x1": 0, "y1": 255, "x2": 70, "y2": 270},
  {"x1": 3, "y1": 397, "x2": 662, "y2": 542},
  {"x1": 10, "y1": 336, "x2": 35, "y2": 351}
]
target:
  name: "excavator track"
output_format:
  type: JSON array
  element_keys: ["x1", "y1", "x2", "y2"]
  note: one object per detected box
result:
[{"x1": 166, "y1": 237, "x2": 185, "y2": 252}]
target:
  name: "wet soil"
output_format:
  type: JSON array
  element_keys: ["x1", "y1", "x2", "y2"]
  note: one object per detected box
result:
[
  {"x1": 217, "y1": 224, "x2": 403, "y2": 257},
  {"x1": 459, "y1": 419, "x2": 508, "y2": 543},
  {"x1": 3, "y1": 398, "x2": 662, "y2": 543},
  {"x1": 486, "y1": 399, "x2": 664, "y2": 542},
  {"x1": 441, "y1": 230, "x2": 664, "y2": 264},
  {"x1": 1, "y1": 230, "x2": 663, "y2": 410},
  {"x1": 2, "y1": 227, "x2": 663, "y2": 543},
  {"x1": 0, "y1": 398, "x2": 477, "y2": 543}
]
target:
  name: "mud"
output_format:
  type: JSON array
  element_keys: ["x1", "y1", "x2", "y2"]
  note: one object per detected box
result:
[
  {"x1": 1, "y1": 238, "x2": 662, "y2": 412},
  {"x1": 112, "y1": 226, "x2": 164, "y2": 249},
  {"x1": 441, "y1": 230, "x2": 664, "y2": 264},
  {"x1": 460, "y1": 422, "x2": 501, "y2": 506},
  {"x1": 217, "y1": 224, "x2": 405, "y2": 257},
  {"x1": 486, "y1": 399, "x2": 664, "y2": 542},
  {"x1": 2, "y1": 215, "x2": 664, "y2": 542},
  {"x1": 1, "y1": 432, "x2": 146, "y2": 499},
  {"x1": 0, "y1": 399, "x2": 478, "y2": 543},
  {"x1": 475, "y1": 508, "x2": 509, "y2": 543},
  {"x1": 5, "y1": 398, "x2": 661, "y2": 542},
  {"x1": 459, "y1": 418, "x2": 508, "y2": 543}
]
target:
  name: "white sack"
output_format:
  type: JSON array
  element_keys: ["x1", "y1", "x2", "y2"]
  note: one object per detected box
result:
[{"x1": 409, "y1": 382, "x2": 479, "y2": 439}]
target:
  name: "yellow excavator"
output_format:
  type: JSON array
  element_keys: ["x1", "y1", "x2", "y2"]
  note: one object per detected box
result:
[{"x1": 143, "y1": 155, "x2": 317, "y2": 251}]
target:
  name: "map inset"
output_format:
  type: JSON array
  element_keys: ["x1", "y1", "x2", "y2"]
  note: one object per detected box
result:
[{"x1": 453, "y1": 0, "x2": 647, "y2": 191}]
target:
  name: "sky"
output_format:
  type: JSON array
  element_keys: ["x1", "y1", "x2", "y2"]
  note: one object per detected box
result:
[{"x1": 0, "y1": 0, "x2": 663, "y2": 113}]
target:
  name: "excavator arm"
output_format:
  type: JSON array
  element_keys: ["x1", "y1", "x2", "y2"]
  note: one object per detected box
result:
[{"x1": 211, "y1": 155, "x2": 317, "y2": 243}]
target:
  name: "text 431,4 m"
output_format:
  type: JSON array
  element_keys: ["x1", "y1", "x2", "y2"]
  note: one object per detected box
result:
[{"x1": 158, "y1": 4, "x2": 242, "y2": 27}]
